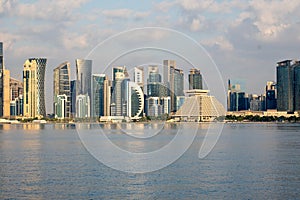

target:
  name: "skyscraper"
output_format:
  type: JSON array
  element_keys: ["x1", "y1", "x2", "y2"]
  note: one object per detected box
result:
[
  {"x1": 227, "y1": 80, "x2": 249, "y2": 111},
  {"x1": 111, "y1": 71, "x2": 125, "y2": 116},
  {"x1": 170, "y1": 67, "x2": 184, "y2": 112},
  {"x1": 76, "y1": 59, "x2": 92, "y2": 118},
  {"x1": 0, "y1": 42, "x2": 4, "y2": 117},
  {"x1": 134, "y1": 66, "x2": 144, "y2": 90},
  {"x1": 276, "y1": 60, "x2": 294, "y2": 112},
  {"x1": 147, "y1": 65, "x2": 166, "y2": 97},
  {"x1": 163, "y1": 60, "x2": 176, "y2": 85},
  {"x1": 265, "y1": 81, "x2": 277, "y2": 110},
  {"x1": 10, "y1": 78, "x2": 23, "y2": 101},
  {"x1": 23, "y1": 58, "x2": 47, "y2": 118},
  {"x1": 70, "y1": 80, "x2": 77, "y2": 117},
  {"x1": 127, "y1": 81, "x2": 144, "y2": 119},
  {"x1": 53, "y1": 62, "x2": 70, "y2": 118},
  {"x1": 189, "y1": 68, "x2": 203, "y2": 90},
  {"x1": 163, "y1": 60, "x2": 184, "y2": 112},
  {"x1": 76, "y1": 94, "x2": 90, "y2": 118},
  {"x1": 3, "y1": 69, "x2": 10, "y2": 118},
  {"x1": 294, "y1": 62, "x2": 300, "y2": 111},
  {"x1": 92, "y1": 74, "x2": 111, "y2": 117},
  {"x1": 54, "y1": 94, "x2": 67, "y2": 119}
]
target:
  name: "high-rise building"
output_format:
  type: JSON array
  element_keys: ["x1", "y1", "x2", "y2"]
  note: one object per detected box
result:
[
  {"x1": 53, "y1": 62, "x2": 70, "y2": 119},
  {"x1": 265, "y1": 81, "x2": 277, "y2": 110},
  {"x1": 0, "y1": 42, "x2": 3, "y2": 117},
  {"x1": 23, "y1": 58, "x2": 47, "y2": 118},
  {"x1": 294, "y1": 62, "x2": 300, "y2": 111},
  {"x1": 54, "y1": 94, "x2": 67, "y2": 119},
  {"x1": 75, "y1": 59, "x2": 92, "y2": 118},
  {"x1": 127, "y1": 81, "x2": 144, "y2": 119},
  {"x1": 163, "y1": 60, "x2": 184, "y2": 112},
  {"x1": 163, "y1": 60, "x2": 176, "y2": 85},
  {"x1": 70, "y1": 80, "x2": 76, "y2": 117},
  {"x1": 76, "y1": 94, "x2": 90, "y2": 118},
  {"x1": 161, "y1": 96, "x2": 170, "y2": 115},
  {"x1": 112, "y1": 66, "x2": 128, "y2": 84},
  {"x1": 92, "y1": 74, "x2": 111, "y2": 117},
  {"x1": 134, "y1": 66, "x2": 144, "y2": 90},
  {"x1": 147, "y1": 65, "x2": 167, "y2": 97},
  {"x1": 171, "y1": 67, "x2": 184, "y2": 112},
  {"x1": 10, "y1": 95, "x2": 23, "y2": 117},
  {"x1": 189, "y1": 68, "x2": 203, "y2": 90},
  {"x1": 276, "y1": 60, "x2": 294, "y2": 112},
  {"x1": 147, "y1": 97, "x2": 161, "y2": 117},
  {"x1": 227, "y1": 80, "x2": 249, "y2": 111},
  {"x1": 10, "y1": 78, "x2": 23, "y2": 101},
  {"x1": 111, "y1": 71, "x2": 125, "y2": 116},
  {"x1": 3, "y1": 69, "x2": 10, "y2": 118}
]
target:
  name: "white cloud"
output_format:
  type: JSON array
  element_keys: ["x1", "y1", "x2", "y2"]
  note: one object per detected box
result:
[
  {"x1": 202, "y1": 36, "x2": 234, "y2": 51},
  {"x1": 102, "y1": 9, "x2": 133, "y2": 19},
  {"x1": 233, "y1": 0, "x2": 300, "y2": 40},
  {"x1": 178, "y1": 0, "x2": 213, "y2": 11},
  {"x1": 155, "y1": 1, "x2": 177, "y2": 12}
]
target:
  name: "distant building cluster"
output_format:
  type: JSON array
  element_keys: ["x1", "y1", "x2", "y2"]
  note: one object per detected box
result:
[
  {"x1": 227, "y1": 59, "x2": 300, "y2": 116},
  {"x1": 0, "y1": 41, "x2": 225, "y2": 122}
]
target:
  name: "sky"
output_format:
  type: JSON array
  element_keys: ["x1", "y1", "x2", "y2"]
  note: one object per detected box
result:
[{"x1": 1, "y1": 0, "x2": 300, "y2": 113}]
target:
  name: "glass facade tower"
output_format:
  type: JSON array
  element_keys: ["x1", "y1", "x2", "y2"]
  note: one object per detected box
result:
[
  {"x1": 276, "y1": 60, "x2": 294, "y2": 112},
  {"x1": 75, "y1": 59, "x2": 92, "y2": 118},
  {"x1": 53, "y1": 62, "x2": 70, "y2": 118}
]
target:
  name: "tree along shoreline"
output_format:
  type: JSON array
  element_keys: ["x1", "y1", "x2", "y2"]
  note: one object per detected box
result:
[{"x1": 225, "y1": 115, "x2": 300, "y2": 123}]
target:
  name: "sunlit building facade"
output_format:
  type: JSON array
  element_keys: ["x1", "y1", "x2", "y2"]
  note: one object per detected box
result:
[
  {"x1": 76, "y1": 59, "x2": 92, "y2": 118},
  {"x1": 0, "y1": 42, "x2": 3, "y2": 117},
  {"x1": 23, "y1": 58, "x2": 47, "y2": 119}
]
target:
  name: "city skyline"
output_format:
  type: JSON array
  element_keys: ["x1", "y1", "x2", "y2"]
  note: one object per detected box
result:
[
  {"x1": 1, "y1": 0, "x2": 300, "y2": 111},
  {"x1": 1, "y1": 42, "x2": 299, "y2": 117}
]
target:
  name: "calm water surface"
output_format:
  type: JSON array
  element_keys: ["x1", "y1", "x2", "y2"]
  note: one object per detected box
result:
[{"x1": 0, "y1": 123, "x2": 300, "y2": 199}]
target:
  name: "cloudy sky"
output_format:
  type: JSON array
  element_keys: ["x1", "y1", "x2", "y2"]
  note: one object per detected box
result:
[{"x1": 1, "y1": 0, "x2": 300, "y2": 113}]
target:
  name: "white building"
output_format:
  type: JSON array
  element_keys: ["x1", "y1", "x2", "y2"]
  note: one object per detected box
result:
[{"x1": 173, "y1": 90, "x2": 226, "y2": 122}]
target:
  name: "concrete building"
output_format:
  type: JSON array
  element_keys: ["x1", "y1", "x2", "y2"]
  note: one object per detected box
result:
[
  {"x1": 0, "y1": 42, "x2": 10, "y2": 118},
  {"x1": 23, "y1": 58, "x2": 47, "y2": 119},
  {"x1": 10, "y1": 78, "x2": 23, "y2": 101},
  {"x1": 3, "y1": 69, "x2": 10, "y2": 118}
]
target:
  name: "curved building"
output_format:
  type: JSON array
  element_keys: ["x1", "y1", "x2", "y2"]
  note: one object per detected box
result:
[
  {"x1": 128, "y1": 82, "x2": 144, "y2": 119},
  {"x1": 23, "y1": 58, "x2": 47, "y2": 118},
  {"x1": 76, "y1": 59, "x2": 92, "y2": 118}
]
